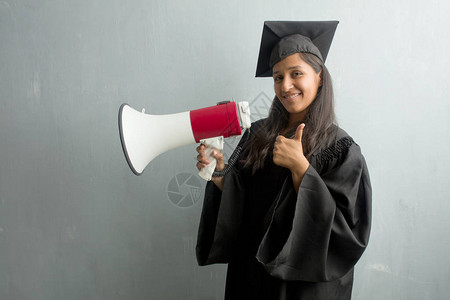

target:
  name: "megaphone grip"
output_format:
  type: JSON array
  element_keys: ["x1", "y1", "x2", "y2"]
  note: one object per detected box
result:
[{"x1": 198, "y1": 137, "x2": 224, "y2": 181}]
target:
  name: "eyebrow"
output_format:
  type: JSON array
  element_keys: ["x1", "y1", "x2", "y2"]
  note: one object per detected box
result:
[{"x1": 272, "y1": 65, "x2": 304, "y2": 75}]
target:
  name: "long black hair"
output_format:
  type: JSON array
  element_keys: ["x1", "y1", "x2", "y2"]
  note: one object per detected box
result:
[{"x1": 243, "y1": 52, "x2": 337, "y2": 174}]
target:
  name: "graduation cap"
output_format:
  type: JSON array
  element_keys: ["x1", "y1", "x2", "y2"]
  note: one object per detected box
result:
[{"x1": 255, "y1": 21, "x2": 339, "y2": 77}]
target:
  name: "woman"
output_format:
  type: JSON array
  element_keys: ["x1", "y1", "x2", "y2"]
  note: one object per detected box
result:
[{"x1": 195, "y1": 21, "x2": 372, "y2": 300}]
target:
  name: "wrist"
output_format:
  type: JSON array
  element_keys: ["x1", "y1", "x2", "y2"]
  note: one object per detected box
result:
[
  {"x1": 290, "y1": 156, "x2": 309, "y2": 175},
  {"x1": 211, "y1": 176, "x2": 225, "y2": 191},
  {"x1": 289, "y1": 157, "x2": 309, "y2": 192}
]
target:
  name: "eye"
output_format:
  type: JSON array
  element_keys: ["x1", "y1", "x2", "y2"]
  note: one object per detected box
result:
[
  {"x1": 273, "y1": 75, "x2": 283, "y2": 82},
  {"x1": 292, "y1": 71, "x2": 302, "y2": 77}
]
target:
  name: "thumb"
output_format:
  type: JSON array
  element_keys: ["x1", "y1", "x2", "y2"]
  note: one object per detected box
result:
[
  {"x1": 212, "y1": 150, "x2": 225, "y2": 170},
  {"x1": 294, "y1": 123, "x2": 305, "y2": 142}
]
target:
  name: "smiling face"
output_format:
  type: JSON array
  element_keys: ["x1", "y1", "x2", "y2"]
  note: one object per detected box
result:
[{"x1": 273, "y1": 53, "x2": 322, "y2": 124}]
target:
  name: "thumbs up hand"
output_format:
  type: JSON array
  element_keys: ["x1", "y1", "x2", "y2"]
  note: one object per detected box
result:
[
  {"x1": 273, "y1": 123, "x2": 306, "y2": 168},
  {"x1": 273, "y1": 124, "x2": 310, "y2": 191}
]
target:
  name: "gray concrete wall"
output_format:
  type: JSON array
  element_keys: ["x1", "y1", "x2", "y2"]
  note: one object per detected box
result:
[{"x1": 1, "y1": 0, "x2": 449, "y2": 299}]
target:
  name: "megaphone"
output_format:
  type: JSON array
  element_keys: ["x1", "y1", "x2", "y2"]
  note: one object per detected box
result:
[{"x1": 118, "y1": 101, "x2": 251, "y2": 179}]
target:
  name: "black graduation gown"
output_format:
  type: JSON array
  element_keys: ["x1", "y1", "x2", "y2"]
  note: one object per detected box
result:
[{"x1": 196, "y1": 120, "x2": 372, "y2": 300}]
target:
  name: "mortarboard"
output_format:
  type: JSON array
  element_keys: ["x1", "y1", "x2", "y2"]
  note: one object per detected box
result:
[{"x1": 255, "y1": 21, "x2": 339, "y2": 77}]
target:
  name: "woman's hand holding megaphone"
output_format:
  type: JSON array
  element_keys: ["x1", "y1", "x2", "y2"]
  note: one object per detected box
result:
[{"x1": 196, "y1": 144, "x2": 225, "y2": 191}]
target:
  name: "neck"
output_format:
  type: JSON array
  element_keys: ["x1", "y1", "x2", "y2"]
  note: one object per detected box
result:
[
  {"x1": 281, "y1": 120, "x2": 303, "y2": 136},
  {"x1": 285, "y1": 112, "x2": 306, "y2": 130}
]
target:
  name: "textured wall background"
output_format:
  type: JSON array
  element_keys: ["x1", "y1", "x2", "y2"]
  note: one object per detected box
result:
[{"x1": 1, "y1": 0, "x2": 449, "y2": 299}]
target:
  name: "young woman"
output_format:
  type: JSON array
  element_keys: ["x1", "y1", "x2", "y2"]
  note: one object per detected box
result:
[{"x1": 195, "y1": 21, "x2": 372, "y2": 300}]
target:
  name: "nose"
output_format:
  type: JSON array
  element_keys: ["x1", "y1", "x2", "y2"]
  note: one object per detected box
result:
[{"x1": 281, "y1": 77, "x2": 293, "y2": 92}]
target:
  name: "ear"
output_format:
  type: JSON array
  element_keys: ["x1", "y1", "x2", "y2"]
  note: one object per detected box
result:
[{"x1": 317, "y1": 70, "x2": 323, "y2": 87}]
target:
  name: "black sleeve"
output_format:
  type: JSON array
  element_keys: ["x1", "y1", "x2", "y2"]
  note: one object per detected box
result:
[
  {"x1": 255, "y1": 142, "x2": 372, "y2": 282},
  {"x1": 196, "y1": 170, "x2": 246, "y2": 266},
  {"x1": 195, "y1": 129, "x2": 251, "y2": 266}
]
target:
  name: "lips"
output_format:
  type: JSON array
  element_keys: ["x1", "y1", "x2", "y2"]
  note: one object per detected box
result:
[{"x1": 283, "y1": 93, "x2": 302, "y2": 100}]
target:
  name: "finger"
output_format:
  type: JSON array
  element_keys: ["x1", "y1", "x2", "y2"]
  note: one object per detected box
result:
[
  {"x1": 196, "y1": 144, "x2": 206, "y2": 153},
  {"x1": 212, "y1": 150, "x2": 225, "y2": 170},
  {"x1": 197, "y1": 154, "x2": 210, "y2": 164},
  {"x1": 275, "y1": 135, "x2": 285, "y2": 143},
  {"x1": 274, "y1": 135, "x2": 282, "y2": 148},
  {"x1": 272, "y1": 151, "x2": 280, "y2": 166},
  {"x1": 196, "y1": 149, "x2": 206, "y2": 159},
  {"x1": 196, "y1": 161, "x2": 208, "y2": 171},
  {"x1": 294, "y1": 123, "x2": 305, "y2": 142},
  {"x1": 211, "y1": 150, "x2": 223, "y2": 160}
]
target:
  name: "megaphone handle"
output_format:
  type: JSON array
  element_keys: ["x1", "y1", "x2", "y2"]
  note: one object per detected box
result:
[{"x1": 198, "y1": 136, "x2": 224, "y2": 181}]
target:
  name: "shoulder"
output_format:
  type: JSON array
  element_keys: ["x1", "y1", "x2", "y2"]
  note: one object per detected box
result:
[
  {"x1": 335, "y1": 126, "x2": 351, "y2": 141},
  {"x1": 242, "y1": 118, "x2": 267, "y2": 139},
  {"x1": 250, "y1": 118, "x2": 267, "y2": 131},
  {"x1": 311, "y1": 126, "x2": 363, "y2": 171}
]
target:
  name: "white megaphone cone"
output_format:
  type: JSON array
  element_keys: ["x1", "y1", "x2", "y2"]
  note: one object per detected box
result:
[{"x1": 118, "y1": 101, "x2": 251, "y2": 179}]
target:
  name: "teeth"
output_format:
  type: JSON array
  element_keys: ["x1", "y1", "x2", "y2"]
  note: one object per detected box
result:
[{"x1": 284, "y1": 93, "x2": 300, "y2": 99}]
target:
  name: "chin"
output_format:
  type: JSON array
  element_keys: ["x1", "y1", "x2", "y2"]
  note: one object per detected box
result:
[{"x1": 284, "y1": 104, "x2": 305, "y2": 114}]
